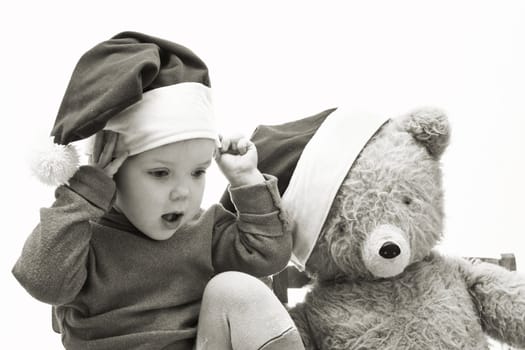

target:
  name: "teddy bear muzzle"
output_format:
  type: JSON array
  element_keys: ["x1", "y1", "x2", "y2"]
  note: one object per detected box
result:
[{"x1": 362, "y1": 224, "x2": 411, "y2": 278}]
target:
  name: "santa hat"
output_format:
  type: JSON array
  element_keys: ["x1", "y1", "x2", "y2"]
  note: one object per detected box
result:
[
  {"x1": 220, "y1": 108, "x2": 389, "y2": 270},
  {"x1": 32, "y1": 31, "x2": 218, "y2": 186}
]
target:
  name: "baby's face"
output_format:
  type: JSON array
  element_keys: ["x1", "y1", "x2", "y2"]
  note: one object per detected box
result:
[{"x1": 114, "y1": 138, "x2": 215, "y2": 240}]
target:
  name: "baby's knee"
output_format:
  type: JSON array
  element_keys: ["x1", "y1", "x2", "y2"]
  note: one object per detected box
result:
[{"x1": 202, "y1": 271, "x2": 271, "y2": 307}]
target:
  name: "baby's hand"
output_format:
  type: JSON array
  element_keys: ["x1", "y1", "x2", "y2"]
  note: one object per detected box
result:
[
  {"x1": 215, "y1": 135, "x2": 265, "y2": 187},
  {"x1": 89, "y1": 131, "x2": 128, "y2": 178}
]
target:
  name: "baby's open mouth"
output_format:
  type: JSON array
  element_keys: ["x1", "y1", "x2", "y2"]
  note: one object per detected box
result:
[{"x1": 162, "y1": 212, "x2": 183, "y2": 223}]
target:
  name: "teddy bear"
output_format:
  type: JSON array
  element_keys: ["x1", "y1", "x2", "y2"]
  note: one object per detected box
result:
[
  {"x1": 278, "y1": 108, "x2": 525, "y2": 349},
  {"x1": 220, "y1": 106, "x2": 525, "y2": 349}
]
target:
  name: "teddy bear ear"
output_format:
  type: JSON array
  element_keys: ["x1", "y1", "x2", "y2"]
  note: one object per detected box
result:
[{"x1": 402, "y1": 107, "x2": 450, "y2": 158}]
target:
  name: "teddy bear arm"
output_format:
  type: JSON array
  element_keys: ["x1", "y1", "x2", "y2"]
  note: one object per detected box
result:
[
  {"x1": 465, "y1": 261, "x2": 525, "y2": 348},
  {"x1": 288, "y1": 303, "x2": 318, "y2": 350}
]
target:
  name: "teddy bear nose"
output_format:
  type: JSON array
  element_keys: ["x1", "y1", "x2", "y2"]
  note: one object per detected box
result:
[{"x1": 379, "y1": 241, "x2": 401, "y2": 259}]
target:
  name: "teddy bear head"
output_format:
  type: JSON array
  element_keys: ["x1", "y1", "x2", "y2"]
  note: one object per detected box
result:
[{"x1": 305, "y1": 108, "x2": 450, "y2": 281}]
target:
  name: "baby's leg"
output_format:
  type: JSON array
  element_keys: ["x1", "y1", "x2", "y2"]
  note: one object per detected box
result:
[{"x1": 196, "y1": 271, "x2": 304, "y2": 350}]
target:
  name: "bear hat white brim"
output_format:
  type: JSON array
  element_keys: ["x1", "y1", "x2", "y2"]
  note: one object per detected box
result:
[{"x1": 283, "y1": 108, "x2": 388, "y2": 269}]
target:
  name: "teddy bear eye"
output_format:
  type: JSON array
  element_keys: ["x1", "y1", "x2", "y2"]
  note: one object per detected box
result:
[{"x1": 402, "y1": 196, "x2": 412, "y2": 205}]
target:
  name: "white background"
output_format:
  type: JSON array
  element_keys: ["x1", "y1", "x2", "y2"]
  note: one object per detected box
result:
[{"x1": 2, "y1": 1, "x2": 524, "y2": 348}]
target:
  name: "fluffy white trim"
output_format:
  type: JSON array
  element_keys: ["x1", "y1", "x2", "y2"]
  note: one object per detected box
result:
[
  {"x1": 104, "y1": 82, "x2": 219, "y2": 156},
  {"x1": 29, "y1": 137, "x2": 80, "y2": 186}
]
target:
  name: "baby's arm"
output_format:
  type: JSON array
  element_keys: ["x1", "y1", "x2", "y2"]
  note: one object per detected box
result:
[
  {"x1": 462, "y1": 259, "x2": 525, "y2": 347},
  {"x1": 13, "y1": 132, "x2": 126, "y2": 305},
  {"x1": 212, "y1": 136, "x2": 292, "y2": 276},
  {"x1": 12, "y1": 166, "x2": 115, "y2": 305}
]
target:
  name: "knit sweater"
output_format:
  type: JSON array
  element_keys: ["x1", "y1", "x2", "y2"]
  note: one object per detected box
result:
[{"x1": 13, "y1": 166, "x2": 291, "y2": 350}]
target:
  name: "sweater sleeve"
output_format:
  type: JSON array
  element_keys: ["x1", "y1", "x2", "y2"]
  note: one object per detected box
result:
[
  {"x1": 211, "y1": 174, "x2": 292, "y2": 277},
  {"x1": 12, "y1": 166, "x2": 115, "y2": 305}
]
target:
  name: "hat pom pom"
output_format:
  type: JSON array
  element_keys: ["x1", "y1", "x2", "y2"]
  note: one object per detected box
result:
[{"x1": 29, "y1": 138, "x2": 80, "y2": 186}]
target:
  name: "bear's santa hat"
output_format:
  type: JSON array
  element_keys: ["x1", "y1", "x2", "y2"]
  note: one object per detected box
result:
[{"x1": 221, "y1": 108, "x2": 389, "y2": 270}]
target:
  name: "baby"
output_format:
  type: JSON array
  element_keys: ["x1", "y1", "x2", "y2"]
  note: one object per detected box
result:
[{"x1": 13, "y1": 31, "x2": 304, "y2": 350}]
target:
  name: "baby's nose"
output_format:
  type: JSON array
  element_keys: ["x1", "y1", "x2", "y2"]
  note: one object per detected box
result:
[{"x1": 169, "y1": 185, "x2": 190, "y2": 200}]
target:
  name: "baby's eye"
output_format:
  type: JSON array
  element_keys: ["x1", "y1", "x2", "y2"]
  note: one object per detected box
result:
[
  {"x1": 402, "y1": 196, "x2": 412, "y2": 205},
  {"x1": 148, "y1": 169, "x2": 170, "y2": 178},
  {"x1": 192, "y1": 169, "x2": 207, "y2": 178}
]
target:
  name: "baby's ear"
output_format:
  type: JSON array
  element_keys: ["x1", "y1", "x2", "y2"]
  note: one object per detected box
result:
[{"x1": 402, "y1": 107, "x2": 450, "y2": 158}]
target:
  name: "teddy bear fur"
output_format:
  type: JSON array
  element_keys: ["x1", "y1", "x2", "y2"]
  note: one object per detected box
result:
[{"x1": 288, "y1": 109, "x2": 525, "y2": 349}]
